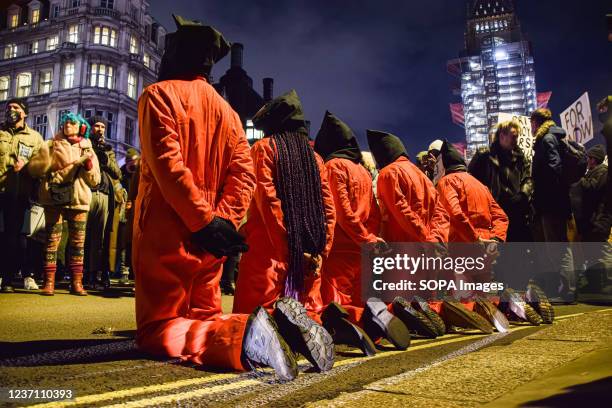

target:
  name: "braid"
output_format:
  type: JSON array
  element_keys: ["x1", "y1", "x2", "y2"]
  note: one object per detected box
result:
[{"x1": 272, "y1": 132, "x2": 327, "y2": 299}]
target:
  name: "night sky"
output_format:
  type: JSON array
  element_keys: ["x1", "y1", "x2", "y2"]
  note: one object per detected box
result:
[{"x1": 148, "y1": 0, "x2": 612, "y2": 156}]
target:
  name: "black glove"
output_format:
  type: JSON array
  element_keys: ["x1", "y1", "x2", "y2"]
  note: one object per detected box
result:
[{"x1": 192, "y1": 216, "x2": 248, "y2": 258}]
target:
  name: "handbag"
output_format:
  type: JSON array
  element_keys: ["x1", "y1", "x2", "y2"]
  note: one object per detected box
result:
[
  {"x1": 48, "y1": 167, "x2": 81, "y2": 206},
  {"x1": 21, "y1": 203, "x2": 46, "y2": 238}
]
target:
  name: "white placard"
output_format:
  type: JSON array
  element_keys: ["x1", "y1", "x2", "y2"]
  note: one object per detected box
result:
[
  {"x1": 560, "y1": 92, "x2": 593, "y2": 144},
  {"x1": 497, "y1": 113, "x2": 534, "y2": 160}
]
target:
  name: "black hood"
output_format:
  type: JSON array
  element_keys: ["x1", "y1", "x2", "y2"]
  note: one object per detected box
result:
[
  {"x1": 314, "y1": 111, "x2": 362, "y2": 163},
  {"x1": 158, "y1": 15, "x2": 230, "y2": 81},
  {"x1": 441, "y1": 140, "x2": 467, "y2": 173},
  {"x1": 366, "y1": 130, "x2": 407, "y2": 169},
  {"x1": 252, "y1": 89, "x2": 307, "y2": 136}
]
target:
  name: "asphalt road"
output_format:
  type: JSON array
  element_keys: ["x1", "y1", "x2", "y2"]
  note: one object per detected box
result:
[{"x1": 0, "y1": 286, "x2": 610, "y2": 407}]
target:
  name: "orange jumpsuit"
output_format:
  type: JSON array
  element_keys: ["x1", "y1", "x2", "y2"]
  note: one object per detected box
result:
[
  {"x1": 320, "y1": 158, "x2": 380, "y2": 324},
  {"x1": 134, "y1": 77, "x2": 256, "y2": 370},
  {"x1": 430, "y1": 172, "x2": 509, "y2": 243},
  {"x1": 377, "y1": 156, "x2": 438, "y2": 242},
  {"x1": 233, "y1": 137, "x2": 336, "y2": 319}
]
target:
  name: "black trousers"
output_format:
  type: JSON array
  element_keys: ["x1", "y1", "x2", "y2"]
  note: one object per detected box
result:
[{"x1": 0, "y1": 194, "x2": 28, "y2": 287}]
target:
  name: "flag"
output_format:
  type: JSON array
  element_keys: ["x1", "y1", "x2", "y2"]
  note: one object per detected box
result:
[
  {"x1": 537, "y1": 91, "x2": 552, "y2": 109},
  {"x1": 450, "y1": 103, "x2": 465, "y2": 127}
]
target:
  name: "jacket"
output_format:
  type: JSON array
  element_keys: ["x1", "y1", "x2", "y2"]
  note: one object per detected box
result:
[
  {"x1": 39, "y1": 135, "x2": 101, "y2": 211},
  {"x1": 571, "y1": 163, "x2": 611, "y2": 241},
  {"x1": 532, "y1": 123, "x2": 571, "y2": 216}
]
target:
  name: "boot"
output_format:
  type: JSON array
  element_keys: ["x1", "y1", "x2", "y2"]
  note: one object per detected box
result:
[
  {"x1": 70, "y1": 264, "x2": 87, "y2": 296},
  {"x1": 41, "y1": 265, "x2": 56, "y2": 296},
  {"x1": 241, "y1": 306, "x2": 298, "y2": 382},
  {"x1": 273, "y1": 297, "x2": 335, "y2": 372},
  {"x1": 363, "y1": 297, "x2": 411, "y2": 350},
  {"x1": 321, "y1": 302, "x2": 376, "y2": 357},
  {"x1": 392, "y1": 296, "x2": 439, "y2": 338}
]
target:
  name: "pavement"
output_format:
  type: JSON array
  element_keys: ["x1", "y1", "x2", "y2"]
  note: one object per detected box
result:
[{"x1": 0, "y1": 286, "x2": 610, "y2": 407}]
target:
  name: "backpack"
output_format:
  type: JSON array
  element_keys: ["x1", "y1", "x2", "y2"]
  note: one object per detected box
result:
[{"x1": 560, "y1": 138, "x2": 587, "y2": 185}]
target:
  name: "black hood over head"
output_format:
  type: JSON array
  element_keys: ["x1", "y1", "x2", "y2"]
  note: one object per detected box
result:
[
  {"x1": 158, "y1": 14, "x2": 230, "y2": 82},
  {"x1": 366, "y1": 130, "x2": 407, "y2": 169},
  {"x1": 314, "y1": 111, "x2": 362, "y2": 163},
  {"x1": 252, "y1": 89, "x2": 307, "y2": 136},
  {"x1": 441, "y1": 139, "x2": 467, "y2": 173}
]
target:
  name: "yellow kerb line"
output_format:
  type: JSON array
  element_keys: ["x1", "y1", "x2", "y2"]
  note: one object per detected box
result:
[{"x1": 30, "y1": 308, "x2": 611, "y2": 407}]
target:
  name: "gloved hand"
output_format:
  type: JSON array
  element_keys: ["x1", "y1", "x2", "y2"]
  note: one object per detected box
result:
[{"x1": 192, "y1": 216, "x2": 249, "y2": 258}]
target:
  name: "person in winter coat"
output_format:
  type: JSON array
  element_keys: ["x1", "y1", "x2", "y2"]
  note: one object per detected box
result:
[
  {"x1": 0, "y1": 98, "x2": 50, "y2": 293},
  {"x1": 133, "y1": 16, "x2": 298, "y2": 381},
  {"x1": 368, "y1": 130, "x2": 438, "y2": 243},
  {"x1": 430, "y1": 140, "x2": 508, "y2": 243},
  {"x1": 232, "y1": 90, "x2": 336, "y2": 373},
  {"x1": 571, "y1": 145, "x2": 610, "y2": 242},
  {"x1": 313, "y1": 111, "x2": 384, "y2": 355},
  {"x1": 39, "y1": 112, "x2": 101, "y2": 296},
  {"x1": 85, "y1": 115, "x2": 123, "y2": 290},
  {"x1": 530, "y1": 108, "x2": 575, "y2": 303},
  {"x1": 469, "y1": 120, "x2": 533, "y2": 242}
]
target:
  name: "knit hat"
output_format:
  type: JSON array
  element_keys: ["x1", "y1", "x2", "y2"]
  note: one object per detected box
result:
[
  {"x1": 6, "y1": 98, "x2": 28, "y2": 114},
  {"x1": 587, "y1": 144, "x2": 606, "y2": 163},
  {"x1": 88, "y1": 115, "x2": 107, "y2": 127}
]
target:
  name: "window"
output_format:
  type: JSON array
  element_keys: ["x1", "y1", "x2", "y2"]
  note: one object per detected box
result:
[
  {"x1": 39, "y1": 70, "x2": 53, "y2": 94},
  {"x1": 33, "y1": 114, "x2": 48, "y2": 138},
  {"x1": 52, "y1": 4, "x2": 60, "y2": 18},
  {"x1": 90, "y1": 64, "x2": 114, "y2": 89},
  {"x1": 84, "y1": 109, "x2": 92, "y2": 118},
  {"x1": 245, "y1": 120, "x2": 264, "y2": 141},
  {"x1": 100, "y1": 0, "x2": 114, "y2": 9},
  {"x1": 94, "y1": 26, "x2": 117, "y2": 47},
  {"x1": 125, "y1": 117, "x2": 134, "y2": 145},
  {"x1": 129, "y1": 35, "x2": 138, "y2": 54},
  {"x1": 0, "y1": 77, "x2": 9, "y2": 100},
  {"x1": 47, "y1": 36, "x2": 59, "y2": 51},
  {"x1": 8, "y1": 13, "x2": 19, "y2": 28},
  {"x1": 68, "y1": 24, "x2": 79, "y2": 43},
  {"x1": 29, "y1": 41, "x2": 39, "y2": 54},
  {"x1": 31, "y1": 8, "x2": 40, "y2": 24},
  {"x1": 16, "y1": 73, "x2": 32, "y2": 98},
  {"x1": 63, "y1": 62, "x2": 75, "y2": 89},
  {"x1": 106, "y1": 112, "x2": 114, "y2": 139},
  {"x1": 4, "y1": 44, "x2": 17, "y2": 59},
  {"x1": 143, "y1": 53, "x2": 150, "y2": 68},
  {"x1": 71, "y1": 0, "x2": 81, "y2": 7},
  {"x1": 127, "y1": 71, "x2": 137, "y2": 99},
  {"x1": 130, "y1": 6, "x2": 138, "y2": 21}
]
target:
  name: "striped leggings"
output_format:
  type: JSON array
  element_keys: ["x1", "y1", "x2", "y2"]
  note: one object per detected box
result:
[{"x1": 44, "y1": 207, "x2": 88, "y2": 267}]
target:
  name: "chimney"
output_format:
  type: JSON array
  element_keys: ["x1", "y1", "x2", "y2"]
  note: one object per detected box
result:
[
  {"x1": 231, "y1": 43, "x2": 244, "y2": 68},
  {"x1": 263, "y1": 77, "x2": 273, "y2": 102}
]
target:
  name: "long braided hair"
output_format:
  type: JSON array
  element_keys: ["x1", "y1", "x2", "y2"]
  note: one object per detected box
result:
[{"x1": 271, "y1": 131, "x2": 327, "y2": 299}]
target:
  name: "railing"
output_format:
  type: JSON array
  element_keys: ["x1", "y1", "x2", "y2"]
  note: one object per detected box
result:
[{"x1": 93, "y1": 7, "x2": 120, "y2": 19}]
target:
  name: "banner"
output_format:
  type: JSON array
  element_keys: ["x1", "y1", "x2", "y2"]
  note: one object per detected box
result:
[
  {"x1": 560, "y1": 92, "x2": 593, "y2": 144},
  {"x1": 497, "y1": 113, "x2": 533, "y2": 160}
]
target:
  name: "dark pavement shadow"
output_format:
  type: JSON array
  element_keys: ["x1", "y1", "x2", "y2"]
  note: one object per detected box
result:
[
  {"x1": 520, "y1": 377, "x2": 612, "y2": 407},
  {"x1": 0, "y1": 338, "x2": 149, "y2": 366}
]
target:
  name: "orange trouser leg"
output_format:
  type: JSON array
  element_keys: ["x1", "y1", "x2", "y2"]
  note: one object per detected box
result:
[{"x1": 134, "y1": 241, "x2": 248, "y2": 371}]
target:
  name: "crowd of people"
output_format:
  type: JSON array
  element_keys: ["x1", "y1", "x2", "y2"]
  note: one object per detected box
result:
[
  {"x1": 0, "y1": 99, "x2": 141, "y2": 295},
  {"x1": 1, "y1": 14, "x2": 611, "y2": 381}
]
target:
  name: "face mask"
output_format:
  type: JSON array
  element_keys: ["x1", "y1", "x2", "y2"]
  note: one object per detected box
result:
[{"x1": 6, "y1": 110, "x2": 20, "y2": 125}]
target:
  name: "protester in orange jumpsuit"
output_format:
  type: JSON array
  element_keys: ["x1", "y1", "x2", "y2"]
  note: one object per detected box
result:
[
  {"x1": 232, "y1": 90, "x2": 336, "y2": 372},
  {"x1": 368, "y1": 130, "x2": 438, "y2": 243},
  {"x1": 430, "y1": 141, "x2": 509, "y2": 243},
  {"x1": 428, "y1": 141, "x2": 509, "y2": 330},
  {"x1": 133, "y1": 15, "x2": 297, "y2": 381},
  {"x1": 310, "y1": 111, "x2": 381, "y2": 355}
]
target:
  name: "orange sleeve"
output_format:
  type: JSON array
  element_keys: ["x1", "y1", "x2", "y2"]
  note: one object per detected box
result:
[
  {"x1": 367, "y1": 195, "x2": 382, "y2": 237},
  {"x1": 428, "y1": 196, "x2": 450, "y2": 243},
  {"x1": 488, "y1": 192, "x2": 509, "y2": 242},
  {"x1": 214, "y1": 113, "x2": 257, "y2": 228},
  {"x1": 251, "y1": 139, "x2": 289, "y2": 260},
  {"x1": 438, "y1": 177, "x2": 479, "y2": 242},
  {"x1": 327, "y1": 161, "x2": 377, "y2": 245},
  {"x1": 317, "y1": 154, "x2": 336, "y2": 257},
  {"x1": 377, "y1": 167, "x2": 430, "y2": 241},
  {"x1": 138, "y1": 88, "x2": 214, "y2": 232}
]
